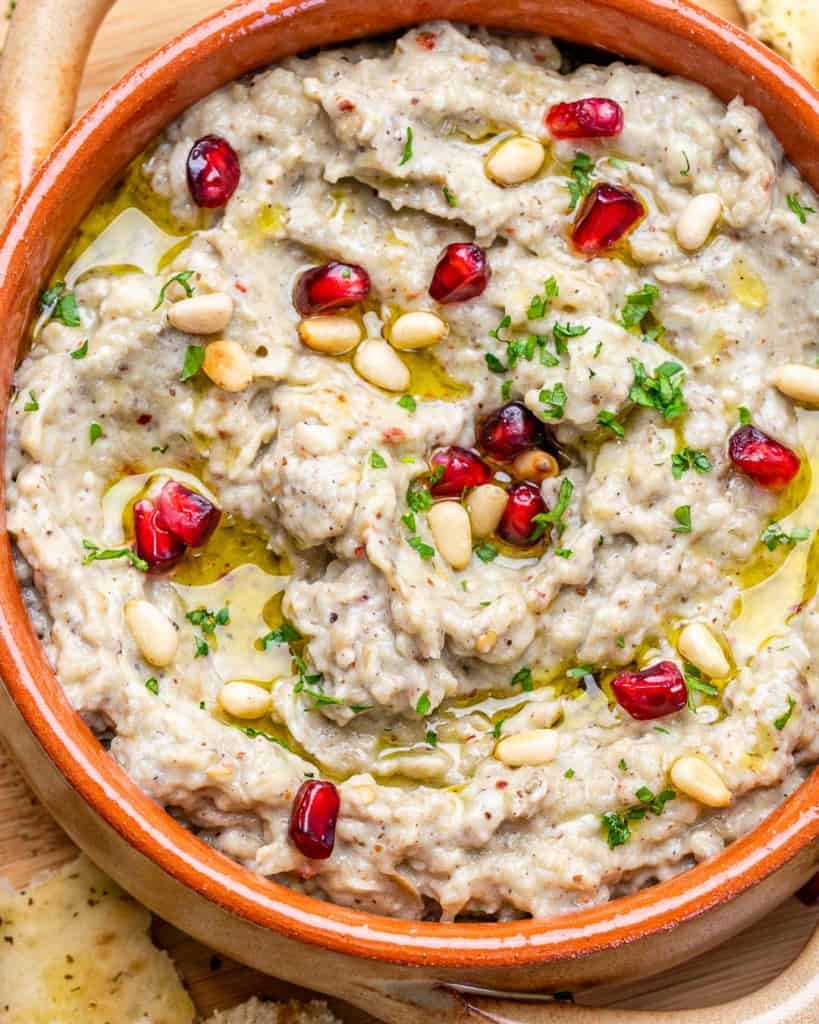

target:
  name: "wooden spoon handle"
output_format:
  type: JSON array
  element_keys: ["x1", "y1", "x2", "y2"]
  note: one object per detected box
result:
[{"x1": 0, "y1": 0, "x2": 117, "y2": 220}]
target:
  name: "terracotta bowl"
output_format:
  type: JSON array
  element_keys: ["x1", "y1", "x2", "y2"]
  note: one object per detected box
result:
[{"x1": 2, "y1": 2, "x2": 819, "y2": 1021}]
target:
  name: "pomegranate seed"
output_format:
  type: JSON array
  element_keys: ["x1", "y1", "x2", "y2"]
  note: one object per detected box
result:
[
  {"x1": 728, "y1": 425, "x2": 800, "y2": 490},
  {"x1": 186, "y1": 135, "x2": 240, "y2": 208},
  {"x1": 611, "y1": 661, "x2": 687, "y2": 720},
  {"x1": 428, "y1": 243, "x2": 490, "y2": 303},
  {"x1": 289, "y1": 780, "x2": 340, "y2": 859},
  {"x1": 156, "y1": 481, "x2": 221, "y2": 548},
  {"x1": 497, "y1": 482, "x2": 546, "y2": 546},
  {"x1": 133, "y1": 499, "x2": 186, "y2": 572},
  {"x1": 572, "y1": 184, "x2": 643, "y2": 255},
  {"x1": 293, "y1": 262, "x2": 371, "y2": 317},
  {"x1": 430, "y1": 446, "x2": 492, "y2": 497},
  {"x1": 477, "y1": 402, "x2": 545, "y2": 462},
  {"x1": 546, "y1": 97, "x2": 624, "y2": 139}
]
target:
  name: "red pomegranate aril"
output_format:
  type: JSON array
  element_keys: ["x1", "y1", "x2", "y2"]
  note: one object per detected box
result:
[
  {"x1": 728, "y1": 425, "x2": 800, "y2": 490},
  {"x1": 546, "y1": 97, "x2": 624, "y2": 139},
  {"x1": 289, "y1": 780, "x2": 340, "y2": 860},
  {"x1": 156, "y1": 481, "x2": 221, "y2": 548},
  {"x1": 293, "y1": 262, "x2": 371, "y2": 317},
  {"x1": 186, "y1": 135, "x2": 241, "y2": 208},
  {"x1": 572, "y1": 183, "x2": 643, "y2": 255},
  {"x1": 497, "y1": 482, "x2": 546, "y2": 547},
  {"x1": 428, "y1": 243, "x2": 490, "y2": 304},
  {"x1": 611, "y1": 661, "x2": 687, "y2": 720},
  {"x1": 430, "y1": 446, "x2": 492, "y2": 497},
  {"x1": 477, "y1": 401, "x2": 545, "y2": 462},
  {"x1": 133, "y1": 499, "x2": 186, "y2": 572}
]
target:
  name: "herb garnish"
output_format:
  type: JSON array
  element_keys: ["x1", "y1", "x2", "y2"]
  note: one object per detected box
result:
[
  {"x1": 672, "y1": 504, "x2": 692, "y2": 534},
  {"x1": 619, "y1": 283, "x2": 664, "y2": 342},
  {"x1": 555, "y1": 548, "x2": 573, "y2": 558},
  {"x1": 526, "y1": 277, "x2": 559, "y2": 320},
  {"x1": 539, "y1": 382, "x2": 567, "y2": 420},
  {"x1": 425, "y1": 729, "x2": 438, "y2": 747},
  {"x1": 787, "y1": 194, "x2": 815, "y2": 225},
  {"x1": 501, "y1": 380, "x2": 513, "y2": 401},
  {"x1": 39, "y1": 282, "x2": 81, "y2": 327},
  {"x1": 442, "y1": 186, "x2": 458, "y2": 207},
  {"x1": 398, "y1": 394, "x2": 417, "y2": 413},
  {"x1": 531, "y1": 477, "x2": 573, "y2": 541},
  {"x1": 187, "y1": 606, "x2": 230, "y2": 657},
  {"x1": 70, "y1": 339, "x2": 89, "y2": 359},
  {"x1": 145, "y1": 677, "x2": 159, "y2": 696},
  {"x1": 774, "y1": 695, "x2": 796, "y2": 730},
  {"x1": 181, "y1": 345, "x2": 205, "y2": 381},
  {"x1": 416, "y1": 693, "x2": 432, "y2": 716},
  {"x1": 81, "y1": 539, "x2": 148, "y2": 571},
  {"x1": 485, "y1": 353, "x2": 507, "y2": 374},
  {"x1": 629, "y1": 359, "x2": 686, "y2": 420},
  {"x1": 263, "y1": 622, "x2": 302, "y2": 648},
  {"x1": 680, "y1": 151, "x2": 691, "y2": 176},
  {"x1": 567, "y1": 152, "x2": 594, "y2": 212},
  {"x1": 567, "y1": 664, "x2": 594, "y2": 679},
  {"x1": 671, "y1": 447, "x2": 712, "y2": 480},
  {"x1": 230, "y1": 722, "x2": 290, "y2": 749},
  {"x1": 564, "y1": 768, "x2": 575, "y2": 779},
  {"x1": 407, "y1": 535, "x2": 435, "y2": 560},
  {"x1": 89, "y1": 421, "x2": 103, "y2": 444},
  {"x1": 23, "y1": 390, "x2": 39, "y2": 412},
  {"x1": 370, "y1": 450, "x2": 387, "y2": 469},
  {"x1": 154, "y1": 270, "x2": 195, "y2": 310},
  {"x1": 761, "y1": 522, "x2": 810, "y2": 551},
  {"x1": 601, "y1": 787, "x2": 676, "y2": 848},
  {"x1": 597, "y1": 410, "x2": 625, "y2": 438},
  {"x1": 552, "y1": 321, "x2": 590, "y2": 350},
  {"x1": 406, "y1": 479, "x2": 433, "y2": 513},
  {"x1": 684, "y1": 663, "x2": 719, "y2": 711},
  {"x1": 511, "y1": 667, "x2": 533, "y2": 691},
  {"x1": 475, "y1": 542, "x2": 499, "y2": 563},
  {"x1": 399, "y1": 126, "x2": 414, "y2": 166}
]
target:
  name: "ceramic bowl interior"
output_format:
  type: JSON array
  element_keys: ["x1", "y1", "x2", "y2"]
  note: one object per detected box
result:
[{"x1": 2, "y1": 0, "x2": 819, "y2": 969}]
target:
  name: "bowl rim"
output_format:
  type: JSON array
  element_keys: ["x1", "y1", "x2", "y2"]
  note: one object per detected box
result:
[{"x1": 2, "y1": 0, "x2": 819, "y2": 969}]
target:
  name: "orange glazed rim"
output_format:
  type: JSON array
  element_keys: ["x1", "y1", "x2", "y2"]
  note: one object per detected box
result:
[{"x1": 2, "y1": 0, "x2": 819, "y2": 968}]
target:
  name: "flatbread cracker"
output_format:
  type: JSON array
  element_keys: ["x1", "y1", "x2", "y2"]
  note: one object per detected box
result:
[
  {"x1": 0, "y1": 855, "x2": 195, "y2": 1024},
  {"x1": 738, "y1": 0, "x2": 819, "y2": 86},
  {"x1": 204, "y1": 997, "x2": 343, "y2": 1024}
]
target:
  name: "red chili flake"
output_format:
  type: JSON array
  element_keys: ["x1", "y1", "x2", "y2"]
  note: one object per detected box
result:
[
  {"x1": 136, "y1": 413, "x2": 152, "y2": 426},
  {"x1": 337, "y1": 99, "x2": 355, "y2": 112},
  {"x1": 416, "y1": 31, "x2": 437, "y2": 49}
]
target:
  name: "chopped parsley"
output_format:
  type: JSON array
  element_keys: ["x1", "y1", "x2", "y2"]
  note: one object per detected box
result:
[
  {"x1": 89, "y1": 421, "x2": 103, "y2": 444},
  {"x1": 672, "y1": 504, "x2": 692, "y2": 534},
  {"x1": 398, "y1": 394, "x2": 417, "y2": 413},
  {"x1": 567, "y1": 664, "x2": 594, "y2": 679},
  {"x1": 407, "y1": 535, "x2": 435, "y2": 560},
  {"x1": 292, "y1": 654, "x2": 373, "y2": 713},
  {"x1": 552, "y1": 321, "x2": 590, "y2": 351},
  {"x1": 39, "y1": 282, "x2": 81, "y2": 327},
  {"x1": 491, "y1": 718, "x2": 505, "y2": 739},
  {"x1": 618, "y1": 758, "x2": 628, "y2": 771},
  {"x1": 787, "y1": 194, "x2": 815, "y2": 225},
  {"x1": 680, "y1": 152, "x2": 691, "y2": 176},
  {"x1": 602, "y1": 786, "x2": 676, "y2": 848},
  {"x1": 442, "y1": 186, "x2": 458, "y2": 207},
  {"x1": 230, "y1": 723, "x2": 290, "y2": 749},
  {"x1": 370, "y1": 450, "x2": 387, "y2": 469},
  {"x1": 619, "y1": 284, "x2": 660, "y2": 330},
  {"x1": 416, "y1": 693, "x2": 432, "y2": 716},
  {"x1": 401, "y1": 511, "x2": 416, "y2": 532},
  {"x1": 81, "y1": 539, "x2": 147, "y2": 571},
  {"x1": 531, "y1": 477, "x2": 574, "y2": 541},
  {"x1": 485, "y1": 353, "x2": 507, "y2": 374},
  {"x1": 187, "y1": 606, "x2": 230, "y2": 634},
  {"x1": 154, "y1": 270, "x2": 195, "y2": 310},
  {"x1": 738, "y1": 406, "x2": 752, "y2": 425},
  {"x1": 262, "y1": 622, "x2": 302, "y2": 648},
  {"x1": 671, "y1": 447, "x2": 712, "y2": 480},
  {"x1": 425, "y1": 729, "x2": 438, "y2": 747},
  {"x1": 597, "y1": 410, "x2": 625, "y2": 438},
  {"x1": 556, "y1": 548, "x2": 573, "y2": 558},
  {"x1": 406, "y1": 479, "x2": 433, "y2": 513},
  {"x1": 526, "y1": 277, "x2": 559, "y2": 320},
  {"x1": 501, "y1": 380, "x2": 513, "y2": 401},
  {"x1": 629, "y1": 359, "x2": 686, "y2": 420},
  {"x1": 564, "y1": 768, "x2": 575, "y2": 779},
  {"x1": 685, "y1": 662, "x2": 719, "y2": 711},
  {"x1": 761, "y1": 522, "x2": 810, "y2": 551},
  {"x1": 566, "y1": 152, "x2": 594, "y2": 212},
  {"x1": 70, "y1": 339, "x2": 89, "y2": 359},
  {"x1": 181, "y1": 344, "x2": 205, "y2": 381},
  {"x1": 145, "y1": 677, "x2": 159, "y2": 696},
  {"x1": 774, "y1": 695, "x2": 796, "y2": 731},
  {"x1": 475, "y1": 542, "x2": 499, "y2": 563},
  {"x1": 23, "y1": 390, "x2": 39, "y2": 412},
  {"x1": 399, "y1": 126, "x2": 414, "y2": 166},
  {"x1": 511, "y1": 666, "x2": 534, "y2": 691},
  {"x1": 539, "y1": 382, "x2": 567, "y2": 420}
]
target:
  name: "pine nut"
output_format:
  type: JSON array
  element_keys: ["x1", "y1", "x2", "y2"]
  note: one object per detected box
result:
[
  {"x1": 298, "y1": 315, "x2": 361, "y2": 355},
  {"x1": 167, "y1": 292, "x2": 233, "y2": 334},
  {"x1": 476, "y1": 630, "x2": 498, "y2": 654},
  {"x1": 485, "y1": 135, "x2": 545, "y2": 186},
  {"x1": 382, "y1": 748, "x2": 451, "y2": 781},
  {"x1": 427, "y1": 500, "x2": 472, "y2": 569},
  {"x1": 353, "y1": 339, "x2": 410, "y2": 392},
  {"x1": 671, "y1": 755, "x2": 732, "y2": 808},
  {"x1": 389, "y1": 311, "x2": 449, "y2": 350},
  {"x1": 675, "y1": 193, "x2": 722, "y2": 251},
  {"x1": 466, "y1": 484, "x2": 508, "y2": 539},
  {"x1": 495, "y1": 728, "x2": 558, "y2": 767},
  {"x1": 772, "y1": 364, "x2": 819, "y2": 406},
  {"x1": 511, "y1": 449, "x2": 559, "y2": 484},
  {"x1": 678, "y1": 623, "x2": 730, "y2": 679},
  {"x1": 124, "y1": 599, "x2": 178, "y2": 668},
  {"x1": 217, "y1": 681, "x2": 271, "y2": 720},
  {"x1": 202, "y1": 340, "x2": 253, "y2": 392}
]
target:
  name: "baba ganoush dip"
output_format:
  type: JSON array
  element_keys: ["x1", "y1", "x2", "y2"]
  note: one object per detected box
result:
[{"x1": 7, "y1": 22, "x2": 819, "y2": 921}]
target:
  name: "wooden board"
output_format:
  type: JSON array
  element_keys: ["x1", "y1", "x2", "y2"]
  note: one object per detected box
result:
[{"x1": 2, "y1": 0, "x2": 818, "y2": 1017}]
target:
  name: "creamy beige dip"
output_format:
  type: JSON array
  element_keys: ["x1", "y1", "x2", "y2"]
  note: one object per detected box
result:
[{"x1": 7, "y1": 22, "x2": 819, "y2": 921}]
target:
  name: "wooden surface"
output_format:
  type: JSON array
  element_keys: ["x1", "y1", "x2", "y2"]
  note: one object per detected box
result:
[{"x1": 2, "y1": 0, "x2": 818, "y2": 1017}]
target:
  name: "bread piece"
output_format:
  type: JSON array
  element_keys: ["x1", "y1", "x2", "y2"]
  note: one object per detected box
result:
[{"x1": 738, "y1": 0, "x2": 819, "y2": 85}]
